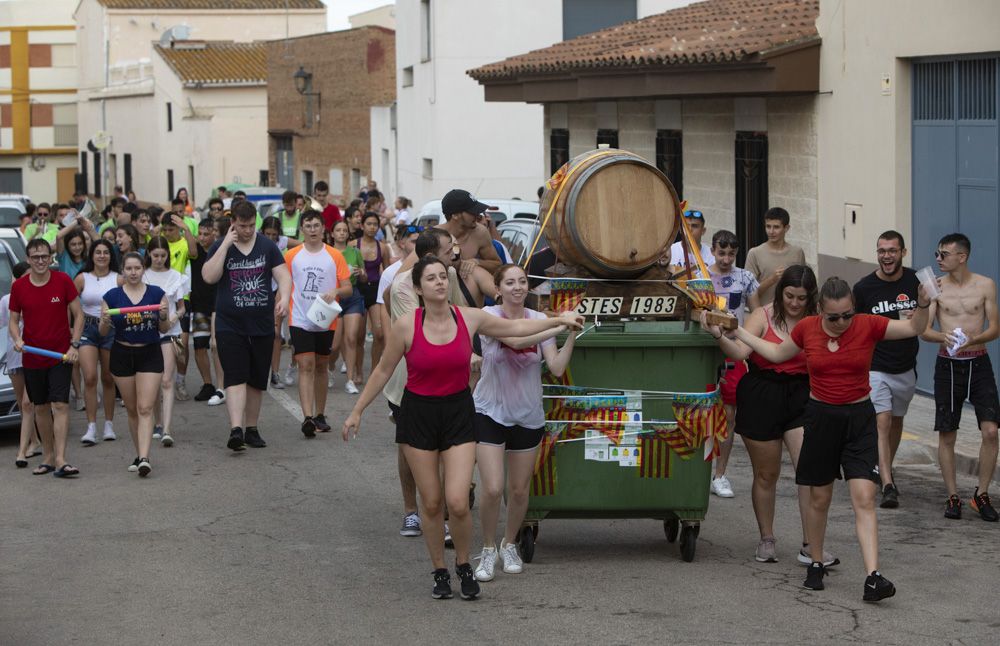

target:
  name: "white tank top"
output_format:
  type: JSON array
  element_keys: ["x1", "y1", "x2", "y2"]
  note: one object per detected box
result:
[{"x1": 80, "y1": 271, "x2": 119, "y2": 317}]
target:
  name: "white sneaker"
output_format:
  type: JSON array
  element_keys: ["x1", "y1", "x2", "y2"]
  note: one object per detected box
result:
[
  {"x1": 499, "y1": 539, "x2": 523, "y2": 574},
  {"x1": 81, "y1": 423, "x2": 97, "y2": 446},
  {"x1": 711, "y1": 475, "x2": 735, "y2": 498},
  {"x1": 345, "y1": 380, "x2": 359, "y2": 394},
  {"x1": 270, "y1": 373, "x2": 285, "y2": 390},
  {"x1": 327, "y1": 372, "x2": 335, "y2": 389},
  {"x1": 444, "y1": 523, "x2": 453, "y2": 548},
  {"x1": 474, "y1": 547, "x2": 497, "y2": 581},
  {"x1": 174, "y1": 381, "x2": 190, "y2": 401},
  {"x1": 339, "y1": 360, "x2": 347, "y2": 374},
  {"x1": 207, "y1": 390, "x2": 225, "y2": 406},
  {"x1": 74, "y1": 395, "x2": 86, "y2": 412},
  {"x1": 102, "y1": 421, "x2": 117, "y2": 442},
  {"x1": 161, "y1": 433, "x2": 174, "y2": 447},
  {"x1": 152, "y1": 425, "x2": 163, "y2": 440},
  {"x1": 283, "y1": 365, "x2": 297, "y2": 385}
]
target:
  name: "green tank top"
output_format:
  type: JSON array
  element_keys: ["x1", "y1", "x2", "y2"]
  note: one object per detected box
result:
[{"x1": 338, "y1": 245, "x2": 363, "y2": 285}]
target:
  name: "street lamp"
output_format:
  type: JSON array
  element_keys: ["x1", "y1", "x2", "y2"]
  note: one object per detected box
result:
[{"x1": 293, "y1": 66, "x2": 312, "y2": 95}]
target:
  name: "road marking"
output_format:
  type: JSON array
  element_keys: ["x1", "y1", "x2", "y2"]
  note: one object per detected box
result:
[
  {"x1": 268, "y1": 386, "x2": 302, "y2": 418},
  {"x1": 901, "y1": 431, "x2": 919, "y2": 440}
]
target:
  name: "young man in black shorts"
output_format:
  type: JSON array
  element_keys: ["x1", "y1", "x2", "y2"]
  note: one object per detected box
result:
[
  {"x1": 189, "y1": 218, "x2": 219, "y2": 401},
  {"x1": 202, "y1": 200, "x2": 291, "y2": 450},
  {"x1": 852, "y1": 231, "x2": 921, "y2": 509},
  {"x1": 922, "y1": 233, "x2": 999, "y2": 521}
]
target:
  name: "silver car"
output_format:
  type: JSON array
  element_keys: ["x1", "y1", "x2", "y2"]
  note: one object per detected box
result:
[{"x1": 0, "y1": 240, "x2": 22, "y2": 429}]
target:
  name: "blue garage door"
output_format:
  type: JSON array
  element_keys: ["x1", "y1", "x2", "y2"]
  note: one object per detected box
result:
[{"x1": 912, "y1": 56, "x2": 999, "y2": 392}]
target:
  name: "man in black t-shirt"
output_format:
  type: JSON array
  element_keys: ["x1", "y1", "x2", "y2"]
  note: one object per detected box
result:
[
  {"x1": 190, "y1": 218, "x2": 219, "y2": 402},
  {"x1": 853, "y1": 230, "x2": 922, "y2": 509},
  {"x1": 203, "y1": 201, "x2": 290, "y2": 451}
]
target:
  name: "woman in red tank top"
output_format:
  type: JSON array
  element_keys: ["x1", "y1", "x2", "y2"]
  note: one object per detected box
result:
[
  {"x1": 342, "y1": 256, "x2": 582, "y2": 601},
  {"x1": 703, "y1": 266, "x2": 831, "y2": 566},
  {"x1": 735, "y1": 276, "x2": 931, "y2": 602}
]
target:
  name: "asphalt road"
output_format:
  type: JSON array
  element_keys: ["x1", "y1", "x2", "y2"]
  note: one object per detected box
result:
[{"x1": 2, "y1": 364, "x2": 998, "y2": 645}]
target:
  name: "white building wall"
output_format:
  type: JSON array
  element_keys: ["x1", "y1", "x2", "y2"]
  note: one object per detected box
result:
[
  {"x1": 816, "y1": 0, "x2": 1000, "y2": 267},
  {"x1": 369, "y1": 105, "x2": 397, "y2": 203}
]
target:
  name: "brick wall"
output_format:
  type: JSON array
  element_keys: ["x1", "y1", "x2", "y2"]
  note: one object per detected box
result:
[
  {"x1": 267, "y1": 27, "x2": 395, "y2": 203},
  {"x1": 767, "y1": 96, "x2": 818, "y2": 265},
  {"x1": 542, "y1": 96, "x2": 819, "y2": 266}
]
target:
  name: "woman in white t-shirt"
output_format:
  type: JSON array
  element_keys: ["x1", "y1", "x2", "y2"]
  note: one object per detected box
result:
[
  {"x1": 471, "y1": 264, "x2": 577, "y2": 583},
  {"x1": 393, "y1": 196, "x2": 412, "y2": 226},
  {"x1": 143, "y1": 236, "x2": 187, "y2": 446}
]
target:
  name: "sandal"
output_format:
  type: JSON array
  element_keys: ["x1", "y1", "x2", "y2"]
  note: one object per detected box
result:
[
  {"x1": 26, "y1": 449, "x2": 42, "y2": 458},
  {"x1": 16, "y1": 458, "x2": 28, "y2": 468},
  {"x1": 33, "y1": 463, "x2": 55, "y2": 475},
  {"x1": 53, "y1": 464, "x2": 80, "y2": 478}
]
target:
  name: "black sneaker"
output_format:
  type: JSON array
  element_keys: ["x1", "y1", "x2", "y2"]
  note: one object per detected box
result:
[
  {"x1": 301, "y1": 417, "x2": 316, "y2": 438},
  {"x1": 880, "y1": 483, "x2": 899, "y2": 509},
  {"x1": 455, "y1": 563, "x2": 480, "y2": 600},
  {"x1": 431, "y1": 568, "x2": 452, "y2": 599},
  {"x1": 944, "y1": 494, "x2": 962, "y2": 519},
  {"x1": 863, "y1": 570, "x2": 896, "y2": 602},
  {"x1": 244, "y1": 427, "x2": 266, "y2": 448},
  {"x1": 137, "y1": 458, "x2": 151, "y2": 478},
  {"x1": 128, "y1": 456, "x2": 141, "y2": 472},
  {"x1": 803, "y1": 562, "x2": 826, "y2": 590},
  {"x1": 227, "y1": 427, "x2": 246, "y2": 451},
  {"x1": 970, "y1": 488, "x2": 999, "y2": 522},
  {"x1": 313, "y1": 414, "x2": 331, "y2": 432},
  {"x1": 194, "y1": 383, "x2": 216, "y2": 402}
]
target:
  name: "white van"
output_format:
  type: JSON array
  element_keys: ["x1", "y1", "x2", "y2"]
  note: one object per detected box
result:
[{"x1": 415, "y1": 198, "x2": 538, "y2": 229}]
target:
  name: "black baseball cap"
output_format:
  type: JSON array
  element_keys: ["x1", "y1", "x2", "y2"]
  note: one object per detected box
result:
[{"x1": 442, "y1": 189, "x2": 491, "y2": 216}]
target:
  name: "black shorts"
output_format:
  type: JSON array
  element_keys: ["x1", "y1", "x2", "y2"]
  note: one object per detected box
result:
[
  {"x1": 23, "y1": 362, "x2": 72, "y2": 405},
  {"x1": 399, "y1": 388, "x2": 475, "y2": 451},
  {"x1": 473, "y1": 413, "x2": 545, "y2": 451},
  {"x1": 389, "y1": 400, "x2": 404, "y2": 443},
  {"x1": 216, "y1": 331, "x2": 274, "y2": 390},
  {"x1": 358, "y1": 281, "x2": 379, "y2": 309},
  {"x1": 795, "y1": 399, "x2": 879, "y2": 486},
  {"x1": 290, "y1": 326, "x2": 334, "y2": 356},
  {"x1": 735, "y1": 367, "x2": 810, "y2": 442},
  {"x1": 180, "y1": 309, "x2": 191, "y2": 334},
  {"x1": 110, "y1": 342, "x2": 164, "y2": 377},
  {"x1": 934, "y1": 354, "x2": 1000, "y2": 431}
]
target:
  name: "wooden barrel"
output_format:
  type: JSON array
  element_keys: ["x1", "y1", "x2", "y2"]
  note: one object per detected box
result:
[{"x1": 540, "y1": 148, "x2": 680, "y2": 278}]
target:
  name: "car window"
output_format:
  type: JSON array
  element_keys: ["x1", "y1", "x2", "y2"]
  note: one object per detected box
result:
[
  {"x1": 486, "y1": 211, "x2": 506, "y2": 226},
  {"x1": 0, "y1": 234, "x2": 26, "y2": 263},
  {"x1": 0, "y1": 206, "x2": 22, "y2": 228},
  {"x1": 0, "y1": 249, "x2": 13, "y2": 296},
  {"x1": 500, "y1": 230, "x2": 527, "y2": 265}
]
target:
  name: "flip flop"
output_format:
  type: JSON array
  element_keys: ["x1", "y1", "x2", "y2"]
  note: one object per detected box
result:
[
  {"x1": 53, "y1": 465, "x2": 80, "y2": 478},
  {"x1": 26, "y1": 450, "x2": 42, "y2": 458},
  {"x1": 16, "y1": 459, "x2": 28, "y2": 468},
  {"x1": 33, "y1": 464, "x2": 55, "y2": 475}
]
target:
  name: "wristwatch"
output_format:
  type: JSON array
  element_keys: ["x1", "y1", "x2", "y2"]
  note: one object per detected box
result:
[{"x1": 70, "y1": 340, "x2": 81, "y2": 349}]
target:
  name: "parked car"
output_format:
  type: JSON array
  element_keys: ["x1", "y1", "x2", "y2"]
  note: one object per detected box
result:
[
  {"x1": 202, "y1": 187, "x2": 287, "y2": 218},
  {"x1": 497, "y1": 218, "x2": 548, "y2": 266},
  {"x1": 415, "y1": 198, "x2": 538, "y2": 229},
  {"x1": 0, "y1": 228, "x2": 27, "y2": 263},
  {"x1": 0, "y1": 194, "x2": 30, "y2": 229},
  {"x1": 0, "y1": 239, "x2": 22, "y2": 429}
]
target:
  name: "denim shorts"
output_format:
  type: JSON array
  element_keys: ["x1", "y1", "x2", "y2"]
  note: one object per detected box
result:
[
  {"x1": 339, "y1": 286, "x2": 366, "y2": 317},
  {"x1": 80, "y1": 316, "x2": 115, "y2": 350}
]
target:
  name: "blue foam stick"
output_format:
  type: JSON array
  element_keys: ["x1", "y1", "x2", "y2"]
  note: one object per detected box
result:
[{"x1": 22, "y1": 345, "x2": 68, "y2": 361}]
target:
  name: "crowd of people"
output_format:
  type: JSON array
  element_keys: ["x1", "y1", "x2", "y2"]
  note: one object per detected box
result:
[{"x1": 5, "y1": 183, "x2": 998, "y2": 605}]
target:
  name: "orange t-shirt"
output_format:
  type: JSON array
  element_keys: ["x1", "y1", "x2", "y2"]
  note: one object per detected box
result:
[{"x1": 284, "y1": 244, "x2": 350, "y2": 331}]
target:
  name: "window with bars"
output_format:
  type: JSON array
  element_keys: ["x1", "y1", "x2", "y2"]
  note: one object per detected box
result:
[
  {"x1": 914, "y1": 58, "x2": 998, "y2": 121},
  {"x1": 958, "y1": 58, "x2": 997, "y2": 120},
  {"x1": 655, "y1": 129, "x2": 683, "y2": 199},
  {"x1": 596, "y1": 128, "x2": 619, "y2": 149},
  {"x1": 734, "y1": 132, "x2": 769, "y2": 266},
  {"x1": 550, "y1": 128, "x2": 569, "y2": 174}
]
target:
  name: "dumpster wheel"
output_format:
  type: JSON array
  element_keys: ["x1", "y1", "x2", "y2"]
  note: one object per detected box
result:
[
  {"x1": 664, "y1": 518, "x2": 679, "y2": 543},
  {"x1": 519, "y1": 524, "x2": 536, "y2": 563},
  {"x1": 679, "y1": 523, "x2": 699, "y2": 562}
]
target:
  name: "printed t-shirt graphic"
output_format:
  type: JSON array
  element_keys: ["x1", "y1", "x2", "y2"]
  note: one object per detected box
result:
[
  {"x1": 208, "y1": 233, "x2": 285, "y2": 336},
  {"x1": 285, "y1": 244, "x2": 350, "y2": 331}
]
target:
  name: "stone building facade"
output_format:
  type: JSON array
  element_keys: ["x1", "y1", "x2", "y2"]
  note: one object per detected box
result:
[{"x1": 266, "y1": 26, "x2": 395, "y2": 203}]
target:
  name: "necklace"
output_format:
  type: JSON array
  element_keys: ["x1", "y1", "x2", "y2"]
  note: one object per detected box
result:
[{"x1": 827, "y1": 338, "x2": 840, "y2": 353}]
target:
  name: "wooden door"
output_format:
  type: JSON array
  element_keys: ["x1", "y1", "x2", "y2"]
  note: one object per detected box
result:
[{"x1": 57, "y1": 167, "x2": 76, "y2": 202}]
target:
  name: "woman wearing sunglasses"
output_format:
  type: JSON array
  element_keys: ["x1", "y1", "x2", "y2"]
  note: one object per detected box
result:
[{"x1": 734, "y1": 276, "x2": 931, "y2": 602}]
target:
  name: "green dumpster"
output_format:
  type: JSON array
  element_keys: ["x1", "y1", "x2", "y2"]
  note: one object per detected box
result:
[{"x1": 520, "y1": 320, "x2": 723, "y2": 562}]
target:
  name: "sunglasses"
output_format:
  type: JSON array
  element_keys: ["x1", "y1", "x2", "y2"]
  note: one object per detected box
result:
[
  {"x1": 37, "y1": 211, "x2": 50, "y2": 217},
  {"x1": 405, "y1": 225, "x2": 425, "y2": 234},
  {"x1": 684, "y1": 210, "x2": 704, "y2": 220},
  {"x1": 824, "y1": 311, "x2": 855, "y2": 322},
  {"x1": 935, "y1": 250, "x2": 964, "y2": 259}
]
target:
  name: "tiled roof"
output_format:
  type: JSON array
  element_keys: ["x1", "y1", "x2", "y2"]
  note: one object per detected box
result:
[
  {"x1": 469, "y1": 0, "x2": 819, "y2": 81},
  {"x1": 155, "y1": 41, "x2": 267, "y2": 86},
  {"x1": 98, "y1": 0, "x2": 324, "y2": 10}
]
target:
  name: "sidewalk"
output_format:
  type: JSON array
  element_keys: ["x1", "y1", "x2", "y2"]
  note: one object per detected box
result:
[{"x1": 895, "y1": 392, "x2": 999, "y2": 484}]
